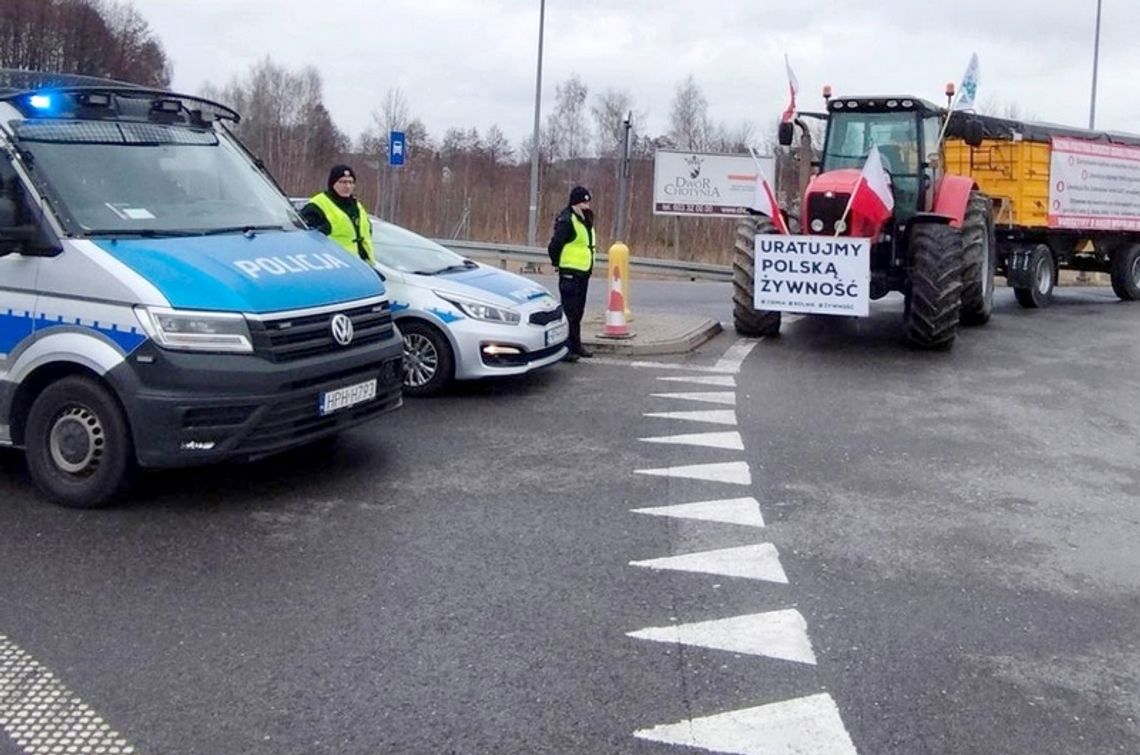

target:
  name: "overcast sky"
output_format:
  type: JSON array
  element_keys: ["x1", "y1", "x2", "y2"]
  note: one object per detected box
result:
[{"x1": 131, "y1": 0, "x2": 1140, "y2": 150}]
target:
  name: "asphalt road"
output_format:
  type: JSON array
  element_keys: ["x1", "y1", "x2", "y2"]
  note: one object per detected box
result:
[{"x1": 1, "y1": 284, "x2": 1138, "y2": 754}]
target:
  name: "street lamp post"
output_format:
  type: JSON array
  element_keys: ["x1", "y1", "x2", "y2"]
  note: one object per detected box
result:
[
  {"x1": 1089, "y1": 0, "x2": 1102, "y2": 129},
  {"x1": 526, "y1": 0, "x2": 546, "y2": 247}
]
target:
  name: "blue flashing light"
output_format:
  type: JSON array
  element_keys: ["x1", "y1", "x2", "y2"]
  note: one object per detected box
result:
[{"x1": 29, "y1": 94, "x2": 52, "y2": 110}]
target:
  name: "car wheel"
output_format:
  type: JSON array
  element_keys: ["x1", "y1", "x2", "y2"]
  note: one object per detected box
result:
[{"x1": 400, "y1": 320, "x2": 454, "y2": 397}]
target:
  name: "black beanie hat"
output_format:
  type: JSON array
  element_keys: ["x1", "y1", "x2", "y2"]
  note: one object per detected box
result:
[
  {"x1": 328, "y1": 164, "x2": 356, "y2": 191},
  {"x1": 569, "y1": 186, "x2": 591, "y2": 205}
]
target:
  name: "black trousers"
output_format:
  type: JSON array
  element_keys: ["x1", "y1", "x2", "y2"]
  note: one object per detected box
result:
[{"x1": 558, "y1": 271, "x2": 590, "y2": 351}]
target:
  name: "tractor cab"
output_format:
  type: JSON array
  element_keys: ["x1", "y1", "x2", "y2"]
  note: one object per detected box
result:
[{"x1": 793, "y1": 96, "x2": 947, "y2": 237}]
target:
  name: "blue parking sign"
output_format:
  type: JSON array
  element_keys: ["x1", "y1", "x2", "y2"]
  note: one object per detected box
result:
[{"x1": 389, "y1": 131, "x2": 406, "y2": 167}]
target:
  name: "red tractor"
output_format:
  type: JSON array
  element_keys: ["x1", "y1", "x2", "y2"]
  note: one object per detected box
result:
[{"x1": 732, "y1": 93, "x2": 993, "y2": 349}]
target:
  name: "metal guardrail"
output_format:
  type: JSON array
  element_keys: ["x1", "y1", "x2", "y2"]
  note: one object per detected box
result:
[{"x1": 432, "y1": 238, "x2": 732, "y2": 282}]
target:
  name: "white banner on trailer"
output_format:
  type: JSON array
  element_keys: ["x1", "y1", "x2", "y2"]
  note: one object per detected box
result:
[
  {"x1": 1048, "y1": 136, "x2": 1140, "y2": 231},
  {"x1": 653, "y1": 150, "x2": 776, "y2": 217},
  {"x1": 752, "y1": 235, "x2": 871, "y2": 317}
]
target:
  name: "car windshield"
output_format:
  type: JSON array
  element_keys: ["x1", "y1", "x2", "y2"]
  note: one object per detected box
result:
[
  {"x1": 372, "y1": 220, "x2": 472, "y2": 274},
  {"x1": 14, "y1": 120, "x2": 302, "y2": 236}
]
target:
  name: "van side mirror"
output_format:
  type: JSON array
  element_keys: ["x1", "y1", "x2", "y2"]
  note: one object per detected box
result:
[
  {"x1": 777, "y1": 121, "x2": 794, "y2": 147},
  {"x1": 0, "y1": 204, "x2": 62, "y2": 258},
  {"x1": 964, "y1": 120, "x2": 984, "y2": 148}
]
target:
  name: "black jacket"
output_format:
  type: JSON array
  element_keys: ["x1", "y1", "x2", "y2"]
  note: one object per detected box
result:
[{"x1": 547, "y1": 206, "x2": 594, "y2": 271}]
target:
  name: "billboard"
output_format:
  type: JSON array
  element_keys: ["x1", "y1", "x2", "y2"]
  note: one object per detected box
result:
[
  {"x1": 653, "y1": 149, "x2": 776, "y2": 217},
  {"x1": 1048, "y1": 136, "x2": 1140, "y2": 231}
]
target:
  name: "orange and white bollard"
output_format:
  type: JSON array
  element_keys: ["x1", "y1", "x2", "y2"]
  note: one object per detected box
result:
[{"x1": 601, "y1": 261, "x2": 633, "y2": 339}]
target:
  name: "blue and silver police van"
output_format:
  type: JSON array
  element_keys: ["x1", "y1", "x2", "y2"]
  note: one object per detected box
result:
[{"x1": 0, "y1": 71, "x2": 404, "y2": 508}]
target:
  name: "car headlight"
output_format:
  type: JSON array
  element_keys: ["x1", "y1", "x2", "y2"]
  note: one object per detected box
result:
[
  {"x1": 435, "y1": 293, "x2": 520, "y2": 325},
  {"x1": 134, "y1": 306, "x2": 253, "y2": 353}
]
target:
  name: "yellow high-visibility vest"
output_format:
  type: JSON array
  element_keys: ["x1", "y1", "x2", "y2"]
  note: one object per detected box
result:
[
  {"x1": 560, "y1": 211, "x2": 594, "y2": 272},
  {"x1": 309, "y1": 192, "x2": 374, "y2": 264}
]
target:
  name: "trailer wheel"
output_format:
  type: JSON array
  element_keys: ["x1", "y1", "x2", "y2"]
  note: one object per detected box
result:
[
  {"x1": 732, "y1": 215, "x2": 781, "y2": 337},
  {"x1": 1109, "y1": 244, "x2": 1140, "y2": 301},
  {"x1": 904, "y1": 223, "x2": 963, "y2": 350},
  {"x1": 1013, "y1": 245, "x2": 1055, "y2": 308},
  {"x1": 960, "y1": 192, "x2": 995, "y2": 326},
  {"x1": 24, "y1": 375, "x2": 135, "y2": 508}
]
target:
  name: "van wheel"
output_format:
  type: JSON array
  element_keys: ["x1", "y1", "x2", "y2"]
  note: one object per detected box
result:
[
  {"x1": 400, "y1": 320, "x2": 454, "y2": 397},
  {"x1": 24, "y1": 376, "x2": 135, "y2": 508}
]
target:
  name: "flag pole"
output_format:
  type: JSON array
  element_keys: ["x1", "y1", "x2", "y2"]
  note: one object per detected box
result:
[{"x1": 936, "y1": 88, "x2": 963, "y2": 152}]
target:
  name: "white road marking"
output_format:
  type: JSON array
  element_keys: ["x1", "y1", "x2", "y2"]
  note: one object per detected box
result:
[
  {"x1": 589, "y1": 357, "x2": 737, "y2": 373},
  {"x1": 0, "y1": 634, "x2": 137, "y2": 755},
  {"x1": 658, "y1": 375, "x2": 737, "y2": 387},
  {"x1": 628, "y1": 609, "x2": 817, "y2": 665},
  {"x1": 631, "y1": 497, "x2": 765, "y2": 528},
  {"x1": 639, "y1": 431, "x2": 744, "y2": 451},
  {"x1": 633, "y1": 693, "x2": 858, "y2": 755},
  {"x1": 650, "y1": 391, "x2": 736, "y2": 406},
  {"x1": 630, "y1": 543, "x2": 788, "y2": 583},
  {"x1": 636, "y1": 461, "x2": 751, "y2": 486},
  {"x1": 712, "y1": 339, "x2": 759, "y2": 373},
  {"x1": 643, "y1": 410, "x2": 737, "y2": 426}
]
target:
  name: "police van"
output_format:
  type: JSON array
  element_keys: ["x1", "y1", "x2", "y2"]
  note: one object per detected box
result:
[{"x1": 0, "y1": 71, "x2": 404, "y2": 508}]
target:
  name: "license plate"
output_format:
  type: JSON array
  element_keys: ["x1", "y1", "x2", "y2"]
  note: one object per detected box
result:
[
  {"x1": 545, "y1": 321, "x2": 569, "y2": 346},
  {"x1": 319, "y1": 378, "x2": 377, "y2": 416}
]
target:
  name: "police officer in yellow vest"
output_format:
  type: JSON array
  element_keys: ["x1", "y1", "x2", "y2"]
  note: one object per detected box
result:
[
  {"x1": 547, "y1": 186, "x2": 596, "y2": 362},
  {"x1": 300, "y1": 164, "x2": 374, "y2": 264}
]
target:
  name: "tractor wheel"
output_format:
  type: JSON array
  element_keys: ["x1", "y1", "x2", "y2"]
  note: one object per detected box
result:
[
  {"x1": 904, "y1": 223, "x2": 963, "y2": 350},
  {"x1": 1109, "y1": 244, "x2": 1140, "y2": 301},
  {"x1": 960, "y1": 192, "x2": 996, "y2": 326},
  {"x1": 732, "y1": 215, "x2": 782, "y2": 337},
  {"x1": 1013, "y1": 245, "x2": 1055, "y2": 308}
]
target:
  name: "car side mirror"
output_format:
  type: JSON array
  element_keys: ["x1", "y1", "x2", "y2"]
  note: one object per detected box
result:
[{"x1": 777, "y1": 121, "x2": 794, "y2": 147}]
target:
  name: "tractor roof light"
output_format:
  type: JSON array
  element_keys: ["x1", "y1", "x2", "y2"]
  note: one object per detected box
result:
[
  {"x1": 822, "y1": 84, "x2": 832, "y2": 100},
  {"x1": 945, "y1": 81, "x2": 956, "y2": 98}
]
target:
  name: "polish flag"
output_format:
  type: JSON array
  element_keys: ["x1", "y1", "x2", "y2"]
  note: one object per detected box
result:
[
  {"x1": 846, "y1": 146, "x2": 894, "y2": 237},
  {"x1": 749, "y1": 148, "x2": 789, "y2": 234},
  {"x1": 781, "y1": 54, "x2": 799, "y2": 124}
]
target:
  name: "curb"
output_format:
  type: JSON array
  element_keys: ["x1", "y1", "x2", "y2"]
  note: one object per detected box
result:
[{"x1": 582, "y1": 316, "x2": 723, "y2": 356}]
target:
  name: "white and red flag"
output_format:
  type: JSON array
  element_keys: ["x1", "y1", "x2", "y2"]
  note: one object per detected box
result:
[
  {"x1": 748, "y1": 148, "x2": 789, "y2": 234},
  {"x1": 781, "y1": 54, "x2": 799, "y2": 124},
  {"x1": 846, "y1": 146, "x2": 894, "y2": 237}
]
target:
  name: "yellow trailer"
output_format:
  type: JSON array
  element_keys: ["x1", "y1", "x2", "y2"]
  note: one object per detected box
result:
[{"x1": 944, "y1": 113, "x2": 1140, "y2": 307}]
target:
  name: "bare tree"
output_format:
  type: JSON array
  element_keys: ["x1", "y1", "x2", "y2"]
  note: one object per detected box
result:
[
  {"x1": 203, "y1": 58, "x2": 347, "y2": 197},
  {"x1": 591, "y1": 88, "x2": 636, "y2": 158},
  {"x1": 483, "y1": 125, "x2": 514, "y2": 165},
  {"x1": 544, "y1": 75, "x2": 590, "y2": 162},
  {"x1": 668, "y1": 75, "x2": 711, "y2": 151},
  {"x1": 0, "y1": 0, "x2": 170, "y2": 87},
  {"x1": 977, "y1": 96, "x2": 1037, "y2": 122}
]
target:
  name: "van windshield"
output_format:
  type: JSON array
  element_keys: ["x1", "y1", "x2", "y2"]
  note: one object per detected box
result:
[{"x1": 14, "y1": 120, "x2": 302, "y2": 236}]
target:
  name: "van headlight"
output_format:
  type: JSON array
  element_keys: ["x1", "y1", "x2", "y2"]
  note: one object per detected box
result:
[
  {"x1": 134, "y1": 306, "x2": 253, "y2": 353},
  {"x1": 435, "y1": 293, "x2": 520, "y2": 325}
]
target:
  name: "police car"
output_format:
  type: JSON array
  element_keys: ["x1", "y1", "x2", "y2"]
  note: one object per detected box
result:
[
  {"x1": 0, "y1": 72, "x2": 405, "y2": 508},
  {"x1": 292, "y1": 201, "x2": 569, "y2": 396}
]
